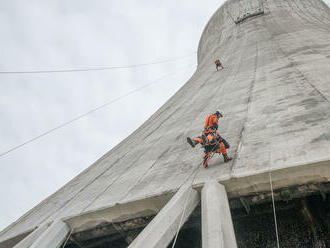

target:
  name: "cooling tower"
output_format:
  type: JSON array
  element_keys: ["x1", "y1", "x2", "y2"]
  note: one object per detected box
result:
[{"x1": 1, "y1": 0, "x2": 330, "y2": 247}]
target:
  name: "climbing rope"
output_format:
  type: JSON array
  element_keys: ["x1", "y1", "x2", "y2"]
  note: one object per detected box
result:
[
  {"x1": 61, "y1": 228, "x2": 73, "y2": 248},
  {"x1": 269, "y1": 171, "x2": 280, "y2": 248},
  {"x1": 0, "y1": 53, "x2": 196, "y2": 74},
  {"x1": 57, "y1": 65, "x2": 199, "y2": 248},
  {"x1": 171, "y1": 163, "x2": 201, "y2": 248},
  {"x1": 171, "y1": 50, "x2": 237, "y2": 247},
  {"x1": 0, "y1": 63, "x2": 195, "y2": 158},
  {"x1": 171, "y1": 144, "x2": 220, "y2": 248},
  {"x1": 60, "y1": 214, "x2": 131, "y2": 248},
  {"x1": 61, "y1": 226, "x2": 85, "y2": 248},
  {"x1": 58, "y1": 38, "x2": 231, "y2": 248}
]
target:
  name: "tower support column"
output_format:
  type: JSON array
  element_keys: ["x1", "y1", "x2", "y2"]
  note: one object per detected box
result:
[
  {"x1": 201, "y1": 181, "x2": 237, "y2": 248},
  {"x1": 29, "y1": 220, "x2": 70, "y2": 248},
  {"x1": 128, "y1": 185, "x2": 200, "y2": 248},
  {"x1": 13, "y1": 222, "x2": 50, "y2": 248}
]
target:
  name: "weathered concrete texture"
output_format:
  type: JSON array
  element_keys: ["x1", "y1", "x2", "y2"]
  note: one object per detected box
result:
[
  {"x1": 1, "y1": 0, "x2": 330, "y2": 245},
  {"x1": 65, "y1": 192, "x2": 174, "y2": 232},
  {"x1": 0, "y1": 232, "x2": 31, "y2": 248},
  {"x1": 202, "y1": 181, "x2": 237, "y2": 248},
  {"x1": 128, "y1": 185, "x2": 199, "y2": 248},
  {"x1": 13, "y1": 222, "x2": 49, "y2": 248},
  {"x1": 29, "y1": 220, "x2": 69, "y2": 248}
]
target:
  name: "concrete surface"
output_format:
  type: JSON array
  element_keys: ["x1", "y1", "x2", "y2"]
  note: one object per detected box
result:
[
  {"x1": 1, "y1": 0, "x2": 330, "y2": 245},
  {"x1": 13, "y1": 222, "x2": 50, "y2": 248},
  {"x1": 29, "y1": 220, "x2": 69, "y2": 248},
  {"x1": 65, "y1": 192, "x2": 174, "y2": 232},
  {"x1": 201, "y1": 181, "x2": 237, "y2": 248},
  {"x1": 128, "y1": 185, "x2": 199, "y2": 248}
]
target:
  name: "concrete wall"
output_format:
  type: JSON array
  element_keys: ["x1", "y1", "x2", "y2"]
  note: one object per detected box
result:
[{"x1": 1, "y1": 0, "x2": 330, "y2": 245}]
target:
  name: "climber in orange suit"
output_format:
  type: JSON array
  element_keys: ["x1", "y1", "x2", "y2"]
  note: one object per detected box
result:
[
  {"x1": 187, "y1": 111, "x2": 232, "y2": 167},
  {"x1": 215, "y1": 58, "x2": 224, "y2": 71}
]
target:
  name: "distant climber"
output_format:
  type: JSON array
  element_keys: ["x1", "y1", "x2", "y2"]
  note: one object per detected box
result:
[
  {"x1": 215, "y1": 59, "x2": 224, "y2": 71},
  {"x1": 187, "y1": 111, "x2": 232, "y2": 168}
]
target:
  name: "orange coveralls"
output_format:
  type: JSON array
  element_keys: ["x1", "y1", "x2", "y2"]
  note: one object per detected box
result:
[{"x1": 194, "y1": 114, "x2": 228, "y2": 155}]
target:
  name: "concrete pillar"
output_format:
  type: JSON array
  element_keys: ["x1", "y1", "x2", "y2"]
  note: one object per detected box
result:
[
  {"x1": 29, "y1": 220, "x2": 70, "y2": 248},
  {"x1": 13, "y1": 222, "x2": 50, "y2": 248},
  {"x1": 201, "y1": 181, "x2": 237, "y2": 248},
  {"x1": 128, "y1": 185, "x2": 200, "y2": 248}
]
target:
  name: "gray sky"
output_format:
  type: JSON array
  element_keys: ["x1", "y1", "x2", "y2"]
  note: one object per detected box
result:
[{"x1": 0, "y1": 0, "x2": 226, "y2": 231}]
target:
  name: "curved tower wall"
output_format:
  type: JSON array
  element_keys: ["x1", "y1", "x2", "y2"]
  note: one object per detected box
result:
[{"x1": 1, "y1": 0, "x2": 330, "y2": 246}]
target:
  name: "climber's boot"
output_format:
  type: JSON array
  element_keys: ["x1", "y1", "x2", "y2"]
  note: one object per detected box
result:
[
  {"x1": 187, "y1": 137, "x2": 198, "y2": 148},
  {"x1": 223, "y1": 153, "x2": 233, "y2": 163}
]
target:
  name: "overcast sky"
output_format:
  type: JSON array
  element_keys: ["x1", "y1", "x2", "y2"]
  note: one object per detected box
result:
[
  {"x1": 0, "y1": 0, "x2": 229, "y2": 231},
  {"x1": 1, "y1": 0, "x2": 330, "y2": 233}
]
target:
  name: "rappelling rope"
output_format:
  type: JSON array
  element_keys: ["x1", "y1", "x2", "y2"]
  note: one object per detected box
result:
[
  {"x1": 0, "y1": 63, "x2": 195, "y2": 158},
  {"x1": 48, "y1": 64, "x2": 196, "y2": 248},
  {"x1": 171, "y1": 142, "x2": 220, "y2": 248},
  {"x1": 171, "y1": 162, "x2": 201, "y2": 248},
  {"x1": 61, "y1": 227, "x2": 73, "y2": 248},
  {"x1": 269, "y1": 171, "x2": 280, "y2": 248},
  {"x1": 171, "y1": 51, "x2": 237, "y2": 247},
  {"x1": 63, "y1": 39, "x2": 230, "y2": 247},
  {"x1": 0, "y1": 52, "x2": 196, "y2": 74},
  {"x1": 59, "y1": 143, "x2": 205, "y2": 248},
  {"x1": 60, "y1": 216, "x2": 128, "y2": 248},
  {"x1": 61, "y1": 226, "x2": 84, "y2": 248}
]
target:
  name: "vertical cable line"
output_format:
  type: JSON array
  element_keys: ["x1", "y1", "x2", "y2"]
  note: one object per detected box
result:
[
  {"x1": 61, "y1": 228, "x2": 74, "y2": 248},
  {"x1": 170, "y1": 68, "x2": 233, "y2": 247},
  {"x1": 171, "y1": 34, "x2": 245, "y2": 246},
  {"x1": 269, "y1": 172, "x2": 280, "y2": 248},
  {"x1": 170, "y1": 166, "x2": 200, "y2": 248},
  {"x1": 171, "y1": 146, "x2": 220, "y2": 248},
  {"x1": 0, "y1": 63, "x2": 195, "y2": 158}
]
